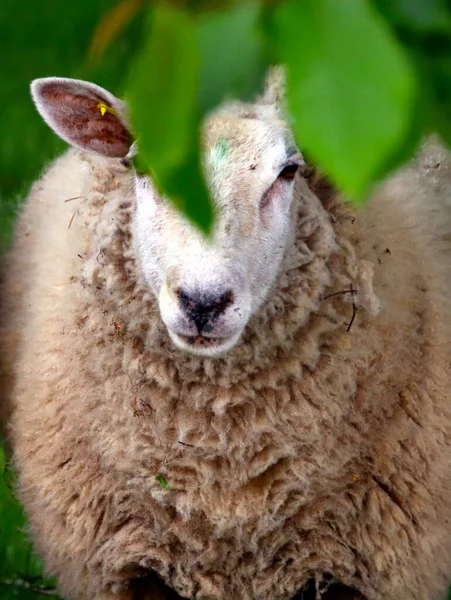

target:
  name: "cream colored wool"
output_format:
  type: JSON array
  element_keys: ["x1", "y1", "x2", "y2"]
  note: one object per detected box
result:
[{"x1": 2, "y1": 100, "x2": 451, "y2": 599}]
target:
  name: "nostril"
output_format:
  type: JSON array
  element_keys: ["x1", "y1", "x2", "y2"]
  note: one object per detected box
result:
[
  {"x1": 176, "y1": 288, "x2": 196, "y2": 313},
  {"x1": 176, "y1": 288, "x2": 235, "y2": 332},
  {"x1": 215, "y1": 290, "x2": 234, "y2": 312},
  {"x1": 177, "y1": 288, "x2": 191, "y2": 305}
]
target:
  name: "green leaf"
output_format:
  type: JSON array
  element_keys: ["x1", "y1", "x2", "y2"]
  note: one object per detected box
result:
[
  {"x1": 126, "y1": 4, "x2": 213, "y2": 232},
  {"x1": 196, "y1": 1, "x2": 265, "y2": 112},
  {"x1": 155, "y1": 474, "x2": 169, "y2": 490},
  {"x1": 164, "y1": 147, "x2": 213, "y2": 233},
  {"x1": 274, "y1": 0, "x2": 416, "y2": 197},
  {"x1": 126, "y1": 5, "x2": 199, "y2": 173}
]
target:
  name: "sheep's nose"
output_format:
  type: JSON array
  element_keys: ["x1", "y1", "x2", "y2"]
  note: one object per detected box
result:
[{"x1": 177, "y1": 289, "x2": 234, "y2": 333}]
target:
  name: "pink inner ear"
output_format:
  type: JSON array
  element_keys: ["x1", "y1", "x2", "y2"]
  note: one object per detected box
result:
[{"x1": 39, "y1": 81, "x2": 132, "y2": 158}]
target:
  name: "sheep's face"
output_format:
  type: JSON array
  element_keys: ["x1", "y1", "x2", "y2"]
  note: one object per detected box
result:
[
  {"x1": 31, "y1": 74, "x2": 299, "y2": 357},
  {"x1": 133, "y1": 115, "x2": 302, "y2": 357}
]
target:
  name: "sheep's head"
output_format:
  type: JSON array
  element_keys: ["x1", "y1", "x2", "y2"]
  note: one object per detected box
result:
[{"x1": 31, "y1": 72, "x2": 304, "y2": 358}]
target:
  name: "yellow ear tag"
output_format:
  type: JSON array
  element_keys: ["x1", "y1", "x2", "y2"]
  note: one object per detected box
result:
[{"x1": 97, "y1": 102, "x2": 117, "y2": 117}]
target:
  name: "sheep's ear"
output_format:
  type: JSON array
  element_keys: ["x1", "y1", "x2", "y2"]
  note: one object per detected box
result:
[
  {"x1": 259, "y1": 66, "x2": 286, "y2": 113},
  {"x1": 31, "y1": 77, "x2": 133, "y2": 158}
]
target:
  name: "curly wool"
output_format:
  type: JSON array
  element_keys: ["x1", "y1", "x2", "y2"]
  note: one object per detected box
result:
[{"x1": 2, "y1": 140, "x2": 451, "y2": 600}]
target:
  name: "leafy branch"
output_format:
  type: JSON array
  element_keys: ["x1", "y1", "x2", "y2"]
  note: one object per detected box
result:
[{"x1": 87, "y1": 0, "x2": 451, "y2": 230}]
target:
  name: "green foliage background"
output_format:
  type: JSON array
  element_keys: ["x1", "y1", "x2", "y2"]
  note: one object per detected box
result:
[{"x1": 2, "y1": 0, "x2": 451, "y2": 597}]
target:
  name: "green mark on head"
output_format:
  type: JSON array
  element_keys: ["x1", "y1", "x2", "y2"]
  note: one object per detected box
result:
[
  {"x1": 217, "y1": 137, "x2": 230, "y2": 159},
  {"x1": 210, "y1": 137, "x2": 230, "y2": 170}
]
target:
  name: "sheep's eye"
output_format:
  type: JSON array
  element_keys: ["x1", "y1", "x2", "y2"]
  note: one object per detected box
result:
[{"x1": 278, "y1": 163, "x2": 298, "y2": 180}]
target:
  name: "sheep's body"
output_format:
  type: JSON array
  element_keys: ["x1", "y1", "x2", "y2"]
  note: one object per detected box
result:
[{"x1": 2, "y1": 135, "x2": 451, "y2": 600}]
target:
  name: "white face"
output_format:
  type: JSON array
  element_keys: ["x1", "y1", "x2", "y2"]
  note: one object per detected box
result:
[{"x1": 133, "y1": 115, "x2": 302, "y2": 357}]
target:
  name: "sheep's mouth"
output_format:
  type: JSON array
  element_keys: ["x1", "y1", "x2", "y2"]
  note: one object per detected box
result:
[
  {"x1": 179, "y1": 334, "x2": 229, "y2": 348},
  {"x1": 168, "y1": 329, "x2": 242, "y2": 357}
]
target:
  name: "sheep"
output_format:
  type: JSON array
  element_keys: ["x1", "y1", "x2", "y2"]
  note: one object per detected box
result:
[{"x1": 1, "y1": 69, "x2": 451, "y2": 600}]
